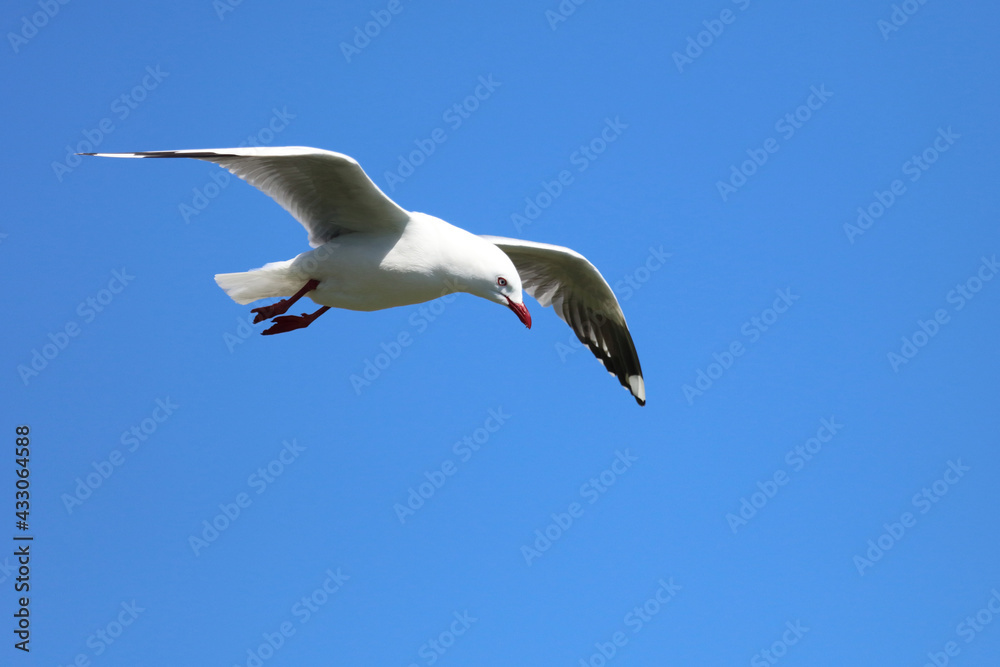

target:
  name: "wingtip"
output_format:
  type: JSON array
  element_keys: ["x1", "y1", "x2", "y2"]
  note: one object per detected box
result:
[
  {"x1": 75, "y1": 152, "x2": 145, "y2": 158},
  {"x1": 628, "y1": 374, "x2": 645, "y2": 406}
]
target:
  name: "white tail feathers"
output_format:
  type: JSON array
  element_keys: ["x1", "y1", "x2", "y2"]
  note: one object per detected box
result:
[{"x1": 214, "y1": 260, "x2": 300, "y2": 305}]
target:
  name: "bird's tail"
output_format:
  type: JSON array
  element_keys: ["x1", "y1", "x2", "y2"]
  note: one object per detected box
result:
[{"x1": 214, "y1": 260, "x2": 302, "y2": 305}]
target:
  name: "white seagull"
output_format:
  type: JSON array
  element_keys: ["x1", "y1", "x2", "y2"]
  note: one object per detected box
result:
[{"x1": 83, "y1": 146, "x2": 645, "y2": 405}]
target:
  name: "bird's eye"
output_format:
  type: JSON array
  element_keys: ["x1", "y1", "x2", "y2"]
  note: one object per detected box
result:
[{"x1": 497, "y1": 277, "x2": 507, "y2": 287}]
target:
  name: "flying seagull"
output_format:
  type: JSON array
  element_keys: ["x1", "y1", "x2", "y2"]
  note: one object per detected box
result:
[{"x1": 82, "y1": 146, "x2": 645, "y2": 405}]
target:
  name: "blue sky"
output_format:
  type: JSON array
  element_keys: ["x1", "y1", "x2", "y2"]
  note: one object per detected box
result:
[{"x1": 3, "y1": 0, "x2": 1000, "y2": 665}]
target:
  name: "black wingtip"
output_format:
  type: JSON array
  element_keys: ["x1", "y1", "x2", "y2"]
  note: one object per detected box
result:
[
  {"x1": 133, "y1": 151, "x2": 226, "y2": 158},
  {"x1": 75, "y1": 151, "x2": 231, "y2": 159}
]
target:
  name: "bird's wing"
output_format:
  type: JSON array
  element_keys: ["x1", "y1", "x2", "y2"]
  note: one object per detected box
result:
[
  {"x1": 83, "y1": 146, "x2": 410, "y2": 246},
  {"x1": 481, "y1": 235, "x2": 645, "y2": 406}
]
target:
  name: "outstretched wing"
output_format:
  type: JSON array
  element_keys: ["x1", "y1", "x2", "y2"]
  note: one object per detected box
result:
[
  {"x1": 83, "y1": 146, "x2": 410, "y2": 246},
  {"x1": 481, "y1": 235, "x2": 645, "y2": 406}
]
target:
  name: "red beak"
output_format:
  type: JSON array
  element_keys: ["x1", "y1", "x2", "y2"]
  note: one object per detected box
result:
[{"x1": 505, "y1": 296, "x2": 531, "y2": 329}]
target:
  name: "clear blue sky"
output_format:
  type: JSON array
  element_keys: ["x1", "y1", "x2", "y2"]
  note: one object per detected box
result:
[{"x1": 3, "y1": 0, "x2": 1000, "y2": 665}]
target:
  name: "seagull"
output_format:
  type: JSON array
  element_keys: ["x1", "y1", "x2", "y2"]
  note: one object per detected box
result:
[{"x1": 82, "y1": 146, "x2": 645, "y2": 405}]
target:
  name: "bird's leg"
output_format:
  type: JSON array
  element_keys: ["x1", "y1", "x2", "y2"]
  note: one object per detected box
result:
[
  {"x1": 251, "y1": 279, "x2": 320, "y2": 324},
  {"x1": 261, "y1": 306, "x2": 331, "y2": 336}
]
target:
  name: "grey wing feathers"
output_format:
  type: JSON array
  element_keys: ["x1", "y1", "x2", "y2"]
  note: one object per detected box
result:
[
  {"x1": 82, "y1": 147, "x2": 410, "y2": 246},
  {"x1": 481, "y1": 235, "x2": 645, "y2": 406}
]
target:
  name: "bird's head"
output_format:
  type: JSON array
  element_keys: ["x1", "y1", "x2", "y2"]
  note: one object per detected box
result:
[
  {"x1": 466, "y1": 244, "x2": 531, "y2": 329},
  {"x1": 495, "y1": 272, "x2": 531, "y2": 329}
]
